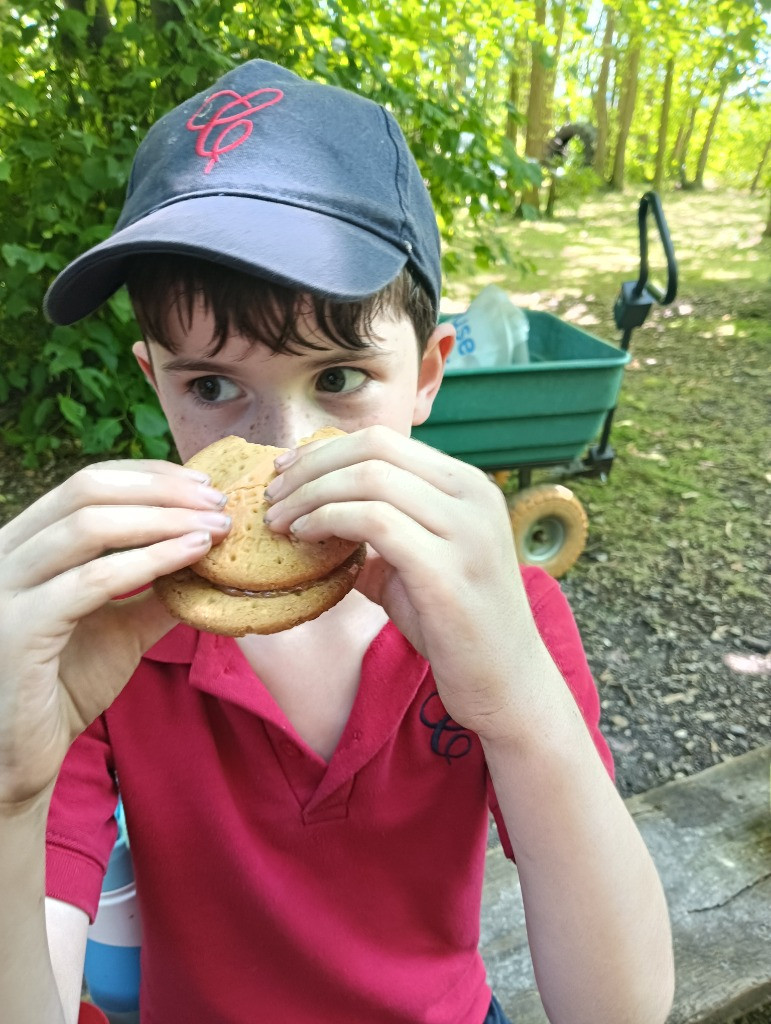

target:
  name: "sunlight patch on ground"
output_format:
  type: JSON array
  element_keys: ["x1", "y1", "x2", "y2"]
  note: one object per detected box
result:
[
  {"x1": 444, "y1": 190, "x2": 770, "y2": 324},
  {"x1": 701, "y1": 268, "x2": 757, "y2": 282}
]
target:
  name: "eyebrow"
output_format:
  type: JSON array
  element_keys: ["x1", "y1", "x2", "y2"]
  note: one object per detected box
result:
[
  {"x1": 306, "y1": 349, "x2": 391, "y2": 370},
  {"x1": 161, "y1": 357, "x2": 240, "y2": 374},
  {"x1": 160, "y1": 349, "x2": 391, "y2": 374}
]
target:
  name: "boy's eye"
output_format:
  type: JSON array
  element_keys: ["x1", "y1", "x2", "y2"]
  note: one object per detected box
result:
[
  {"x1": 190, "y1": 376, "x2": 241, "y2": 403},
  {"x1": 316, "y1": 367, "x2": 368, "y2": 394}
]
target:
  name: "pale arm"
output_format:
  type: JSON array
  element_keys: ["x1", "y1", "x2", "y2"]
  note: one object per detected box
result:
[
  {"x1": 0, "y1": 790, "x2": 86, "y2": 1024},
  {"x1": 482, "y1": 652, "x2": 674, "y2": 1024},
  {"x1": 47, "y1": 897, "x2": 90, "y2": 1024}
]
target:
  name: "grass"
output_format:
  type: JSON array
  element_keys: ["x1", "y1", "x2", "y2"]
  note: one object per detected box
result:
[{"x1": 443, "y1": 189, "x2": 770, "y2": 604}]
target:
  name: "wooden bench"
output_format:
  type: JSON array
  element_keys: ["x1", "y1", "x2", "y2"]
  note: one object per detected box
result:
[{"x1": 480, "y1": 745, "x2": 771, "y2": 1024}]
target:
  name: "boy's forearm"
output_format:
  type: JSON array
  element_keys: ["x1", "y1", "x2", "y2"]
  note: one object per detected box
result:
[
  {"x1": 0, "y1": 789, "x2": 69, "y2": 1024},
  {"x1": 482, "y1": 673, "x2": 674, "y2": 1024}
]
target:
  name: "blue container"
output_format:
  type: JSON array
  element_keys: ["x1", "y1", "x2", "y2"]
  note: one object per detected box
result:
[{"x1": 84, "y1": 808, "x2": 141, "y2": 1022}]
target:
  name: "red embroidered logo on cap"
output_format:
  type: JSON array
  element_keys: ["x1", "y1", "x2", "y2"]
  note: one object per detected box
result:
[{"x1": 186, "y1": 88, "x2": 284, "y2": 174}]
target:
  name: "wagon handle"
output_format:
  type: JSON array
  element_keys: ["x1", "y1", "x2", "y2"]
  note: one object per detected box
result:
[
  {"x1": 633, "y1": 191, "x2": 678, "y2": 306},
  {"x1": 599, "y1": 193, "x2": 678, "y2": 469}
]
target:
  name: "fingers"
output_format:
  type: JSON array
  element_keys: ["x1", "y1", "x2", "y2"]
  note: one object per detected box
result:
[
  {"x1": 0, "y1": 459, "x2": 233, "y2": 633},
  {"x1": 0, "y1": 461, "x2": 226, "y2": 556},
  {"x1": 264, "y1": 425, "x2": 505, "y2": 545},
  {"x1": 287, "y1": 498, "x2": 444, "y2": 557},
  {"x1": 265, "y1": 460, "x2": 456, "y2": 539},
  {"x1": 30, "y1": 530, "x2": 216, "y2": 630},
  {"x1": 4, "y1": 506, "x2": 231, "y2": 590},
  {"x1": 269, "y1": 425, "x2": 482, "y2": 503}
]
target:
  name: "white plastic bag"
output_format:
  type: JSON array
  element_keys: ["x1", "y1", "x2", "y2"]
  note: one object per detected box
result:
[{"x1": 445, "y1": 285, "x2": 530, "y2": 369}]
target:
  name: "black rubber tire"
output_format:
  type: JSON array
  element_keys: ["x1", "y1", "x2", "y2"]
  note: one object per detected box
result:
[{"x1": 508, "y1": 483, "x2": 588, "y2": 578}]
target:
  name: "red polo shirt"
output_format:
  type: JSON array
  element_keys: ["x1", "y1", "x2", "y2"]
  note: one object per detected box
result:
[{"x1": 47, "y1": 567, "x2": 613, "y2": 1023}]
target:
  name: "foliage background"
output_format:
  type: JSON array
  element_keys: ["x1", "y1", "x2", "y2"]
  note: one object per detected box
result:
[{"x1": 1, "y1": 0, "x2": 769, "y2": 463}]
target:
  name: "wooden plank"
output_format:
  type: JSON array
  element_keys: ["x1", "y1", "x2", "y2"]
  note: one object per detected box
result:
[{"x1": 480, "y1": 745, "x2": 771, "y2": 1024}]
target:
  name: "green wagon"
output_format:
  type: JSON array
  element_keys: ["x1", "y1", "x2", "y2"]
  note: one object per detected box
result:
[{"x1": 413, "y1": 192, "x2": 678, "y2": 578}]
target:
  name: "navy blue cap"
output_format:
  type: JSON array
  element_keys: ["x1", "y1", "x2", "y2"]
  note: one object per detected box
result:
[{"x1": 44, "y1": 60, "x2": 441, "y2": 324}]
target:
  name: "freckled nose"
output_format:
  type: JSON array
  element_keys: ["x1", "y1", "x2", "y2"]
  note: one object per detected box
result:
[{"x1": 246, "y1": 403, "x2": 318, "y2": 448}]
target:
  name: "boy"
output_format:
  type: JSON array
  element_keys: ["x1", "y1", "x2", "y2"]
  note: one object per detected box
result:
[{"x1": 0, "y1": 61, "x2": 674, "y2": 1023}]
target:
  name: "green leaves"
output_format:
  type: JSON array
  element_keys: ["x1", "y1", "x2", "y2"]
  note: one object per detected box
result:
[
  {"x1": 58, "y1": 394, "x2": 87, "y2": 428},
  {"x1": 1, "y1": 243, "x2": 62, "y2": 274},
  {"x1": 1, "y1": 0, "x2": 546, "y2": 464},
  {"x1": 132, "y1": 402, "x2": 169, "y2": 439}
]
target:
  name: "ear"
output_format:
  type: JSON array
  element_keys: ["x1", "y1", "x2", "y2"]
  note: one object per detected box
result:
[
  {"x1": 412, "y1": 321, "x2": 455, "y2": 427},
  {"x1": 132, "y1": 340, "x2": 158, "y2": 393}
]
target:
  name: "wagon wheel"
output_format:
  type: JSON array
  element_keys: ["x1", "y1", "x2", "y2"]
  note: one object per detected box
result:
[{"x1": 508, "y1": 483, "x2": 588, "y2": 579}]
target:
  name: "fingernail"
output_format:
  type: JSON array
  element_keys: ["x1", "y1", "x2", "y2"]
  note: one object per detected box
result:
[
  {"x1": 289, "y1": 515, "x2": 308, "y2": 534},
  {"x1": 184, "y1": 530, "x2": 211, "y2": 549},
  {"x1": 274, "y1": 450, "x2": 297, "y2": 470},
  {"x1": 198, "y1": 485, "x2": 228, "y2": 508},
  {"x1": 196, "y1": 512, "x2": 231, "y2": 531},
  {"x1": 264, "y1": 478, "x2": 283, "y2": 503}
]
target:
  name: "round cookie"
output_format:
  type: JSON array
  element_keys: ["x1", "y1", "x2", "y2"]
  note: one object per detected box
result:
[
  {"x1": 189, "y1": 433, "x2": 359, "y2": 589},
  {"x1": 154, "y1": 547, "x2": 366, "y2": 638},
  {"x1": 154, "y1": 429, "x2": 366, "y2": 636}
]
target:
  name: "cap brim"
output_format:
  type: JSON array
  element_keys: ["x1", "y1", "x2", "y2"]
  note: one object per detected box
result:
[{"x1": 43, "y1": 196, "x2": 408, "y2": 325}]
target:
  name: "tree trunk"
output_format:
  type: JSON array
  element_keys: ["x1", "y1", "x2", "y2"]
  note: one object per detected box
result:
[
  {"x1": 764, "y1": 193, "x2": 771, "y2": 238},
  {"x1": 672, "y1": 58, "x2": 717, "y2": 184},
  {"x1": 694, "y1": 73, "x2": 730, "y2": 188},
  {"x1": 543, "y1": 0, "x2": 567, "y2": 134},
  {"x1": 505, "y1": 60, "x2": 521, "y2": 148},
  {"x1": 609, "y1": 42, "x2": 641, "y2": 190},
  {"x1": 669, "y1": 118, "x2": 686, "y2": 176},
  {"x1": 521, "y1": 0, "x2": 548, "y2": 211},
  {"x1": 750, "y1": 137, "x2": 771, "y2": 192},
  {"x1": 667, "y1": 67, "x2": 695, "y2": 175},
  {"x1": 677, "y1": 104, "x2": 700, "y2": 185},
  {"x1": 653, "y1": 58, "x2": 675, "y2": 191},
  {"x1": 593, "y1": 7, "x2": 615, "y2": 178}
]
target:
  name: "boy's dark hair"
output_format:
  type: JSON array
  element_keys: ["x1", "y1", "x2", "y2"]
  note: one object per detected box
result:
[{"x1": 126, "y1": 255, "x2": 436, "y2": 358}]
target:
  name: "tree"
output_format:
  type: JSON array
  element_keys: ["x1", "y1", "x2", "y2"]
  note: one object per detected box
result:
[
  {"x1": 592, "y1": 7, "x2": 615, "y2": 178},
  {"x1": 542, "y1": 0, "x2": 567, "y2": 133},
  {"x1": 693, "y1": 68, "x2": 733, "y2": 188},
  {"x1": 521, "y1": 0, "x2": 549, "y2": 211},
  {"x1": 654, "y1": 59, "x2": 676, "y2": 191},
  {"x1": 504, "y1": 26, "x2": 529, "y2": 151},
  {"x1": 609, "y1": 39, "x2": 641, "y2": 189},
  {"x1": 751, "y1": 138, "x2": 771, "y2": 192},
  {"x1": 669, "y1": 68, "x2": 714, "y2": 186}
]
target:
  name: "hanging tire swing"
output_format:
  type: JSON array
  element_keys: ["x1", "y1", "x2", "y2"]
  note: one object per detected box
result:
[{"x1": 508, "y1": 483, "x2": 588, "y2": 579}]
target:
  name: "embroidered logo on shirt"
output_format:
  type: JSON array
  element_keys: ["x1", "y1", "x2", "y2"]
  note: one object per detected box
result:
[
  {"x1": 419, "y1": 692, "x2": 472, "y2": 763},
  {"x1": 186, "y1": 88, "x2": 284, "y2": 174}
]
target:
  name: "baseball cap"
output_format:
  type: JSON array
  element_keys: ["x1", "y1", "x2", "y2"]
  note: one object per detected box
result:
[{"x1": 44, "y1": 60, "x2": 441, "y2": 325}]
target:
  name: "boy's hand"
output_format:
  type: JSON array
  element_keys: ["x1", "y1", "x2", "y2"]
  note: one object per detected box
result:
[
  {"x1": 264, "y1": 426, "x2": 548, "y2": 741},
  {"x1": 0, "y1": 461, "x2": 230, "y2": 808}
]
